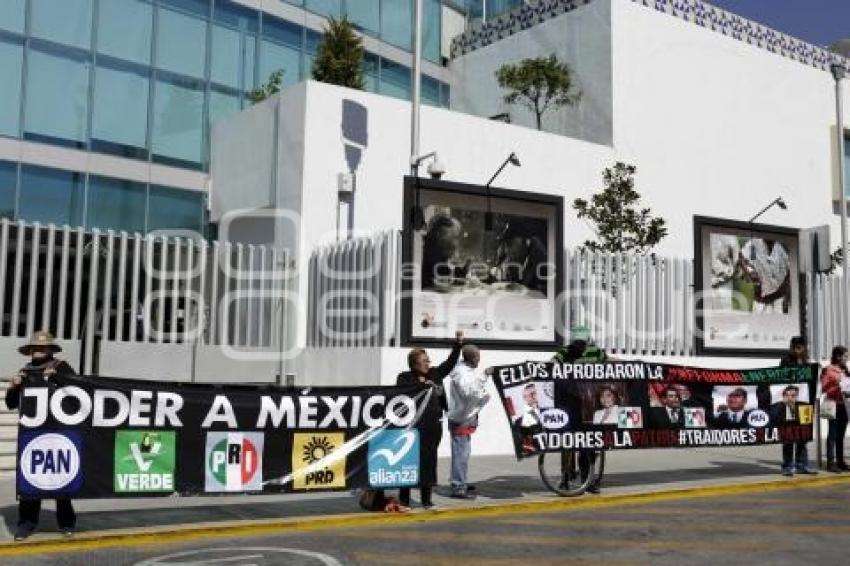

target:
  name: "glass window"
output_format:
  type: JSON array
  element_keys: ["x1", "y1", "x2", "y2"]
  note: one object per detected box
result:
[
  {"x1": 156, "y1": 0, "x2": 208, "y2": 79},
  {"x1": 209, "y1": 88, "x2": 241, "y2": 129},
  {"x1": 0, "y1": 161, "x2": 16, "y2": 220},
  {"x1": 423, "y1": 0, "x2": 441, "y2": 63},
  {"x1": 381, "y1": 0, "x2": 412, "y2": 51},
  {"x1": 212, "y1": 2, "x2": 259, "y2": 90},
  {"x1": 305, "y1": 0, "x2": 340, "y2": 18},
  {"x1": 260, "y1": 19, "x2": 302, "y2": 90},
  {"x1": 91, "y1": 58, "x2": 150, "y2": 159},
  {"x1": 30, "y1": 0, "x2": 93, "y2": 49},
  {"x1": 148, "y1": 185, "x2": 204, "y2": 232},
  {"x1": 24, "y1": 44, "x2": 90, "y2": 148},
  {"x1": 440, "y1": 82, "x2": 450, "y2": 108},
  {"x1": 0, "y1": 38, "x2": 23, "y2": 137},
  {"x1": 303, "y1": 30, "x2": 320, "y2": 80},
  {"x1": 363, "y1": 53, "x2": 379, "y2": 93},
  {"x1": 422, "y1": 76, "x2": 440, "y2": 107},
  {"x1": 0, "y1": 0, "x2": 25, "y2": 34},
  {"x1": 19, "y1": 165, "x2": 85, "y2": 226},
  {"x1": 347, "y1": 1, "x2": 379, "y2": 35},
  {"x1": 86, "y1": 175, "x2": 147, "y2": 233},
  {"x1": 152, "y1": 73, "x2": 204, "y2": 169},
  {"x1": 379, "y1": 59, "x2": 410, "y2": 100},
  {"x1": 97, "y1": 0, "x2": 153, "y2": 65}
]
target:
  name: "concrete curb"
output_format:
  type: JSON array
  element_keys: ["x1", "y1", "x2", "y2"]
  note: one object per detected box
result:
[{"x1": 1, "y1": 474, "x2": 849, "y2": 557}]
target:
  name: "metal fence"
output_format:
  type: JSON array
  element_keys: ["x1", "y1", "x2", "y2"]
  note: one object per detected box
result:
[
  {"x1": 0, "y1": 219, "x2": 290, "y2": 374},
  {"x1": 305, "y1": 231, "x2": 697, "y2": 355}
]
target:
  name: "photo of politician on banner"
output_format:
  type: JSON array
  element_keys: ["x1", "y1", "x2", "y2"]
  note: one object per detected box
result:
[
  {"x1": 402, "y1": 177, "x2": 563, "y2": 348},
  {"x1": 493, "y1": 360, "x2": 816, "y2": 458},
  {"x1": 694, "y1": 216, "x2": 802, "y2": 357}
]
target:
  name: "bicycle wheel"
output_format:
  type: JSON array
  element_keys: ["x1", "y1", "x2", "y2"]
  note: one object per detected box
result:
[{"x1": 538, "y1": 449, "x2": 591, "y2": 497}]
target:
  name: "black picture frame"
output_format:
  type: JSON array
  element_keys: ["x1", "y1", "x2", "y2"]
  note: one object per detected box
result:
[
  {"x1": 401, "y1": 176, "x2": 564, "y2": 350},
  {"x1": 693, "y1": 215, "x2": 803, "y2": 357}
]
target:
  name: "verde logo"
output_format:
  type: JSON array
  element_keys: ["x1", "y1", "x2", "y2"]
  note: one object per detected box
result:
[{"x1": 114, "y1": 431, "x2": 176, "y2": 493}]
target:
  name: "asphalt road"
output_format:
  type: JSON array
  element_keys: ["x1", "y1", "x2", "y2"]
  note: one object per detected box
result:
[{"x1": 4, "y1": 480, "x2": 850, "y2": 566}]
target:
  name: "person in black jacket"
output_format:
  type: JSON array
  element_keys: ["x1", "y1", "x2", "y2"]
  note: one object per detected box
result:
[
  {"x1": 6, "y1": 331, "x2": 78, "y2": 541},
  {"x1": 775, "y1": 337, "x2": 816, "y2": 476},
  {"x1": 396, "y1": 331, "x2": 463, "y2": 509}
]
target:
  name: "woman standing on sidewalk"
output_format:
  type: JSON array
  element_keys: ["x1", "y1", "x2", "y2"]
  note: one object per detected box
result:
[{"x1": 821, "y1": 346, "x2": 849, "y2": 472}]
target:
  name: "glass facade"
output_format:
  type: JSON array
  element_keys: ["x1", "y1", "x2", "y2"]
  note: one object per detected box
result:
[
  {"x1": 0, "y1": 0, "x2": 449, "y2": 233},
  {"x1": 0, "y1": 160, "x2": 204, "y2": 234}
]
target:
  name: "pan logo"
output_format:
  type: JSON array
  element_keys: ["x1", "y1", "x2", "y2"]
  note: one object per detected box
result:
[
  {"x1": 205, "y1": 432, "x2": 263, "y2": 492},
  {"x1": 18, "y1": 431, "x2": 83, "y2": 494},
  {"x1": 747, "y1": 410, "x2": 769, "y2": 428},
  {"x1": 368, "y1": 429, "x2": 419, "y2": 488}
]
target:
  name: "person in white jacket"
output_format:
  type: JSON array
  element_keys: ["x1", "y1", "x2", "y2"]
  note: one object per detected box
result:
[{"x1": 447, "y1": 345, "x2": 490, "y2": 499}]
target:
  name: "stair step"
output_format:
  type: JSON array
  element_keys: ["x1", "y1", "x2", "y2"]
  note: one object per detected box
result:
[
  {"x1": 0, "y1": 454, "x2": 17, "y2": 471},
  {"x1": 0, "y1": 413, "x2": 18, "y2": 426}
]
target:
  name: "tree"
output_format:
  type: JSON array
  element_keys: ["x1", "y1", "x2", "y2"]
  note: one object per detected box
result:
[
  {"x1": 495, "y1": 55, "x2": 580, "y2": 130},
  {"x1": 247, "y1": 69, "x2": 284, "y2": 104},
  {"x1": 312, "y1": 16, "x2": 365, "y2": 90},
  {"x1": 573, "y1": 162, "x2": 667, "y2": 254}
]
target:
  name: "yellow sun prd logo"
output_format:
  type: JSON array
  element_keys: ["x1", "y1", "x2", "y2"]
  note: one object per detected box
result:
[
  {"x1": 292, "y1": 433, "x2": 346, "y2": 490},
  {"x1": 797, "y1": 405, "x2": 813, "y2": 425}
]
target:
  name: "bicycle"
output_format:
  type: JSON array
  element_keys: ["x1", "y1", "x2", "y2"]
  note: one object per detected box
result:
[{"x1": 537, "y1": 448, "x2": 606, "y2": 496}]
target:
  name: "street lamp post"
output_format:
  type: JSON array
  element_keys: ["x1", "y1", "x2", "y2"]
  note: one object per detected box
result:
[
  {"x1": 831, "y1": 61, "x2": 848, "y2": 338},
  {"x1": 410, "y1": 0, "x2": 423, "y2": 176}
]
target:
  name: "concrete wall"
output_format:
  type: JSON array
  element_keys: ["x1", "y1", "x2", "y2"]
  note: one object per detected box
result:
[{"x1": 449, "y1": 0, "x2": 613, "y2": 146}]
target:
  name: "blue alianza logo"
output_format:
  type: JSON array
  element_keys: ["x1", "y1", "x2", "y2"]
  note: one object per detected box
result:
[{"x1": 367, "y1": 429, "x2": 419, "y2": 488}]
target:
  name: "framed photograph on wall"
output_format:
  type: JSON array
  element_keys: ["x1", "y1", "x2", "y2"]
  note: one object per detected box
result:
[
  {"x1": 401, "y1": 177, "x2": 564, "y2": 349},
  {"x1": 693, "y1": 215, "x2": 802, "y2": 357}
]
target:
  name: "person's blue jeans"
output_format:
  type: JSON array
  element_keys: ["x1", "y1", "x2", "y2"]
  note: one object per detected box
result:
[
  {"x1": 781, "y1": 442, "x2": 809, "y2": 472},
  {"x1": 450, "y1": 433, "x2": 472, "y2": 494}
]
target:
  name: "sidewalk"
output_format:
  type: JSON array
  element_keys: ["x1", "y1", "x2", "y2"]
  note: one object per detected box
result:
[{"x1": 0, "y1": 444, "x2": 835, "y2": 543}]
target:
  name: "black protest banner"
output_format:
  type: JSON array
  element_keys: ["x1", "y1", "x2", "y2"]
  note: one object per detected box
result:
[
  {"x1": 15, "y1": 374, "x2": 430, "y2": 499},
  {"x1": 494, "y1": 361, "x2": 817, "y2": 458}
]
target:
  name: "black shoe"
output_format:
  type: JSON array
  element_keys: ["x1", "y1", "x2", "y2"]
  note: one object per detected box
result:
[
  {"x1": 586, "y1": 484, "x2": 601, "y2": 494},
  {"x1": 60, "y1": 528, "x2": 74, "y2": 538},
  {"x1": 13, "y1": 527, "x2": 33, "y2": 542},
  {"x1": 796, "y1": 468, "x2": 817, "y2": 475},
  {"x1": 827, "y1": 463, "x2": 841, "y2": 473},
  {"x1": 421, "y1": 500, "x2": 436, "y2": 509},
  {"x1": 837, "y1": 463, "x2": 849, "y2": 471},
  {"x1": 466, "y1": 485, "x2": 476, "y2": 491}
]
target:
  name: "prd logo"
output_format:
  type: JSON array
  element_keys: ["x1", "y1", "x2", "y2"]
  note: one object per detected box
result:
[
  {"x1": 18, "y1": 431, "x2": 83, "y2": 495},
  {"x1": 204, "y1": 432, "x2": 263, "y2": 492},
  {"x1": 114, "y1": 431, "x2": 176, "y2": 493},
  {"x1": 367, "y1": 429, "x2": 419, "y2": 488},
  {"x1": 292, "y1": 433, "x2": 346, "y2": 490}
]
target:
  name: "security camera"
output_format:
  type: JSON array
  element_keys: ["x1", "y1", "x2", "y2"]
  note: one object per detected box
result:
[{"x1": 427, "y1": 158, "x2": 446, "y2": 179}]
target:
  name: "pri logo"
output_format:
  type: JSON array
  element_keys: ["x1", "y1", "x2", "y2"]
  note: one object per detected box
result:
[
  {"x1": 747, "y1": 410, "x2": 769, "y2": 428},
  {"x1": 204, "y1": 432, "x2": 263, "y2": 492},
  {"x1": 617, "y1": 407, "x2": 643, "y2": 429},
  {"x1": 18, "y1": 431, "x2": 83, "y2": 494},
  {"x1": 292, "y1": 433, "x2": 346, "y2": 490},
  {"x1": 540, "y1": 409, "x2": 570, "y2": 430},
  {"x1": 114, "y1": 431, "x2": 176, "y2": 493},
  {"x1": 368, "y1": 429, "x2": 419, "y2": 488}
]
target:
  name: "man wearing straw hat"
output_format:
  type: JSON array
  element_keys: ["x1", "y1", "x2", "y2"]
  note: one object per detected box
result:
[{"x1": 6, "y1": 330, "x2": 78, "y2": 541}]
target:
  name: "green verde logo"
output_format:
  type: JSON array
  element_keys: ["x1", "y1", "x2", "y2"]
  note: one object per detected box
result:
[{"x1": 114, "y1": 431, "x2": 176, "y2": 493}]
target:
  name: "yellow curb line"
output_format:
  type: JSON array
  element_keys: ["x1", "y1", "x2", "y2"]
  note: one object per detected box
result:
[{"x1": 1, "y1": 474, "x2": 849, "y2": 557}]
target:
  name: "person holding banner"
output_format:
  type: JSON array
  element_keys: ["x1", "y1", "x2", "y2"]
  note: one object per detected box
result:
[
  {"x1": 821, "y1": 346, "x2": 849, "y2": 473},
  {"x1": 447, "y1": 345, "x2": 490, "y2": 499},
  {"x1": 396, "y1": 331, "x2": 464, "y2": 508},
  {"x1": 6, "y1": 331, "x2": 78, "y2": 541},
  {"x1": 775, "y1": 337, "x2": 815, "y2": 476}
]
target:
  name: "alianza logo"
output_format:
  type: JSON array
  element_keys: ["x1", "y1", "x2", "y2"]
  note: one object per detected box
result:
[
  {"x1": 292, "y1": 433, "x2": 346, "y2": 490},
  {"x1": 18, "y1": 431, "x2": 83, "y2": 495},
  {"x1": 367, "y1": 429, "x2": 419, "y2": 488},
  {"x1": 204, "y1": 432, "x2": 263, "y2": 492},
  {"x1": 114, "y1": 431, "x2": 176, "y2": 493}
]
